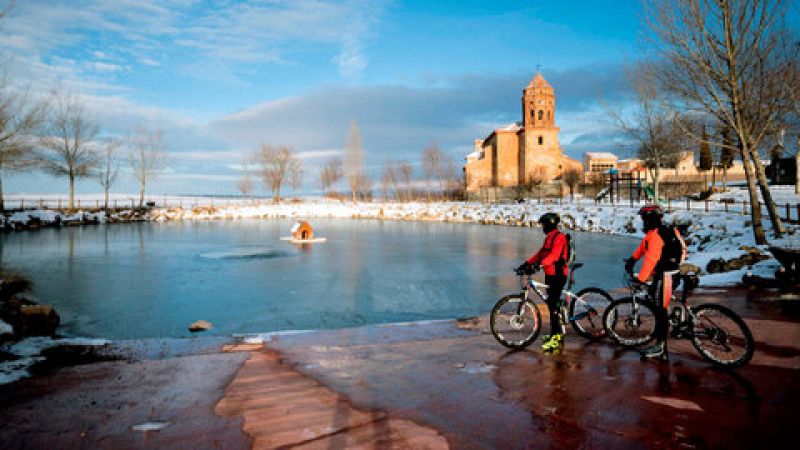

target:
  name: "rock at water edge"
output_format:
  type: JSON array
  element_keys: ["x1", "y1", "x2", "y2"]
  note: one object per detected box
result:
[{"x1": 189, "y1": 320, "x2": 212, "y2": 332}]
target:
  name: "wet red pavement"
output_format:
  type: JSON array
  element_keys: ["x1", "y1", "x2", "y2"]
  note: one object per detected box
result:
[
  {"x1": 264, "y1": 288, "x2": 800, "y2": 449},
  {"x1": 0, "y1": 287, "x2": 798, "y2": 449}
]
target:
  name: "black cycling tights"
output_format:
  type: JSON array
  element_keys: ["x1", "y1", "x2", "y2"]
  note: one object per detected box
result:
[{"x1": 545, "y1": 274, "x2": 567, "y2": 335}]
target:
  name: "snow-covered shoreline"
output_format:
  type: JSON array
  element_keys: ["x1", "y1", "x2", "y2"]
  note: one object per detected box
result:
[{"x1": 5, "y1": 189, "x2": 799, "y2": 284}]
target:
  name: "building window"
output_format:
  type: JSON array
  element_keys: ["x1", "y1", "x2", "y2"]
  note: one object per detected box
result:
[
  {"x1": 547, "y1": 111, "x2": 551, "y2": 121},
  {"x1": 538, "y1": 136, "x2": 543, "y2": 145},
  {"x1": 538, "y1": 110, "x2": 543, "y2": 121}
]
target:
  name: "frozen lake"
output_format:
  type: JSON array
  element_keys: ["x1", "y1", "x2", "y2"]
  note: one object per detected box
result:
[{"x1": 0, "y1": 218, "x2": 636, "y2": 339}]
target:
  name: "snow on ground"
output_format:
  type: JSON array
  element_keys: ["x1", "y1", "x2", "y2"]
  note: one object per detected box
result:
[{"x1": 0, "y1": 337, "x2": 109, "y2": 385}]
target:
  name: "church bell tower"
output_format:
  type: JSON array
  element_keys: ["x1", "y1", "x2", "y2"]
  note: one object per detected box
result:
[{"x1": 522, "y1": 73, "x2": 555, "y2": 129}]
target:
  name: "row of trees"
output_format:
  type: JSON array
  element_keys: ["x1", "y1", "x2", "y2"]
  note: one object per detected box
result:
[
  {"x1": 237, "y1": 120, "x2": 466, "y2": 203},
  {"x1": 0, "y1": 84, "x2": 167, "y2": 210},
  {"x1": 619, "y1": 0, "x2": 799, "y2": 245}
]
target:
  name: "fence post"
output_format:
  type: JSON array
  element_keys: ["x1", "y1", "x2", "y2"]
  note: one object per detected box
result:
[
  {"x1": 743, "y1": 201, "x2": 748, "y2": 215},
  {"x1": 96, "y1": 200, "x2": 99, "y2": 209},
  {"x1": 20, "y1": 198, "x2": 24, "y2": 210},
  {"x1": 786, "y1": 203, "x2": 791, "y2": 222},
  {"x1": 686, "y1": 197, "x2": 690, "y2": 211},
  {"x1": 57, "y1": 199, "x2": 61, "y2": 209},
  {"x1": 39, "y1": 199, "x2": 44, "y2": 209},
  {"x1": 724, "y1": 202, "x2": 729, "y2": 213},
  {"x1": 114, "y1": 199, "x2": 118, "y2": 209},
  {"x1": 705, "y1": 200, "x2": 709, "y2": 212},
  {"x1": 131, "y1": 199, "x2": 134, "y2": 208}
]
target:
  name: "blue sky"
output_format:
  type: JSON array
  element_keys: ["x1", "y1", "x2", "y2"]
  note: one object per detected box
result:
[{"x1": 1, "y1": 0, "x2": 659, "y2": 195}]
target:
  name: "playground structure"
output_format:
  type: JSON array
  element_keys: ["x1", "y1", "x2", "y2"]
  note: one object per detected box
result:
[{"x1": 594, "y1": 169, "x2": 656, "y2": 205}]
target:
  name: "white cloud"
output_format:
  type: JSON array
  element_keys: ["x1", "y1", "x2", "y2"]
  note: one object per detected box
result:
[
  {"x1": 91, "y1": 61, "x2": 124, "y2": 72},
  {"x1": 0, "y1": 0, "x2": 388, "y2": 83}
]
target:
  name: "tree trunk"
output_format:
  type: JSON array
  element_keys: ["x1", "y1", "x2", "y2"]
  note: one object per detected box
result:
[
  {"x1": 747, "y1": 145, "x2": 784, "y2": 237},
  {"x1": 104, "y1": 186, "x2": 109, "y2": 211},
  {"x1": 796, "y1": 139, "x2": 800, "y2": 195},
  {"x1": 0, "y1": 173, "x2": 5, "y2": 212},
  {"x1": 722, "y1": 166, "x2": 728, "y2": 190},
  {"x1": 69, "y1": 174, "x2": 75, "y2": 210},
  {"x1": 139, "y1": 181, "x2": 145, "y2": 208},
  {"x1": 740, "y1": 147, "x2": 767, "y2": 245},
  {"x1": 711, "y1": 165, "x2": 717, "y2": 190},
  {"x1": 653, "y1": 166, "x2": 660, "y2": 202}
]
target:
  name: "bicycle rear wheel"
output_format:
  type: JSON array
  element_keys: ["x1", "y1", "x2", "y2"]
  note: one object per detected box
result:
[
  {"x1": 490, "y1": 294, "x2": 542, "y2": 349},
  {"x1": 569, "y1": 287, "x2": 614, "y2": 339},
  {"x1": 690, "y1": 304, "x2": 754, "y2": 368},
  {"x1": 603, "y1": 297, "x2": 658, "y2": 348}
]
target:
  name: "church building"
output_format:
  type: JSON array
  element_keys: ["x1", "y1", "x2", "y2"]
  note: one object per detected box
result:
[{"x1": 464, "y1": 73, "x2": 581, "y2": 193}]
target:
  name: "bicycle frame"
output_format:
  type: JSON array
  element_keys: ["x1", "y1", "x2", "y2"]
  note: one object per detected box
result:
[{"x1": 518, "y1": 270, "x2": 582, "y2": 325}]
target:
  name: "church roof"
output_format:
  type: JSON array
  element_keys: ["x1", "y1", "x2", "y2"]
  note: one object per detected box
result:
[{"x1": 527, "y1": 73, "x2": 552, "y2": 90}]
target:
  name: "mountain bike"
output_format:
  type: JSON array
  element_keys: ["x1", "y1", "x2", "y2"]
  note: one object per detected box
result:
[
  {"x1": 603, "y1": 269, "x2": 755, "y2": 368},
  {"x1": 490, "y1": 263, "x2": 614, "y2": 349}
]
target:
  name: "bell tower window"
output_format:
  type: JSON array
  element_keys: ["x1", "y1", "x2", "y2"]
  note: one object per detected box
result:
[
  {"x1": 538, "y1": 136, "x2": 543, "y2": 145},
  {"x1": 538, "y1": 110, "x2": 543, "y2": 121}
]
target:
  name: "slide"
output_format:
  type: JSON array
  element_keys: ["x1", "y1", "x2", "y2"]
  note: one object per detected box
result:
[
  {"x1": 641, "y1": 184, "x2": 666, "y2": 205},
  {"x1": 595, "y1": 187, "x2": 610, "y2": 200}
]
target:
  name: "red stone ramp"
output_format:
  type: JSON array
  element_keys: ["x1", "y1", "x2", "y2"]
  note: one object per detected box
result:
[{"x1": 215, "y1": 344, "x2": 448, "y2": 449}]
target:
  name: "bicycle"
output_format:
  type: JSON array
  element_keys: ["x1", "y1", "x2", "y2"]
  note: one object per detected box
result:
[
  {"x1": 490, "y1": 263, "x2": 614, "y2": 349},
  {"x1": 603, "y1": 268, "x2": 755, "y2": 368}
]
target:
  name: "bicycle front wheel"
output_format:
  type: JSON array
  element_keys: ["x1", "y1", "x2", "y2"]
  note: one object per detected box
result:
[
  {"x1": 490, "y1": 294, "x2": 542, "y2": 349},
  {"x1": 603, "y1": 297, "x2": 658, "y2": 348},
  {"x1": 690, "y1": 304, "x2": 754, "y2": 368},
  {"x1": 570, "y1": 287, "x2": 614, "y2": 339}
]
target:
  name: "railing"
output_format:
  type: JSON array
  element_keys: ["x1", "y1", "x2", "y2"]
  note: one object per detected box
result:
[{"x1": 2, "y1": 196, "x2": 274, "y2": 212}]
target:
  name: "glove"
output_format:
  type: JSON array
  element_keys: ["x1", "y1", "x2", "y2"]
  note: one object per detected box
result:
[
  {"x1": 516, "y1": 261, "x2": 533, "y2": 275},
  {"x1": 624, "y1": 257, "x2": 636, "y2": 274}
]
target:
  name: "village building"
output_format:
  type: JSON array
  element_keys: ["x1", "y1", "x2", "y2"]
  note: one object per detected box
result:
[{"x1": 464, "y1": 73, "x2": 582, "y2": 196}]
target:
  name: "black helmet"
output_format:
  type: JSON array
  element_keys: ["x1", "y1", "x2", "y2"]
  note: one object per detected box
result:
[
  {"x1": 637, "y1": 204, "x2": 663, "y2": 231},
  {"x1": 538, "y1": 213, "x2": 560, "y2": 232},
  {"x1": 638, "y1": 204, "x2": 664, "y2": 219}
]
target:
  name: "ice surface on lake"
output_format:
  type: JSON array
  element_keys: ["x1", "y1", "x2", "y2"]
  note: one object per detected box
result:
[{"x1": 199, "y1": 246, "x2": 292, "y2": 260}]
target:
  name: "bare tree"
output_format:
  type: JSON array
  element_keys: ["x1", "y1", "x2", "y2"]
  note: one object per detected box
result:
[
  {"x1": 344, "y1": 120, "x2": 364, "y2": 202},
  {"x1": 319, "y1": 157, "x2": 343, "y2": 196},
  {"x1": 129, "y1": 128, "x2": 167, "y2": 208},
  {"x1": 97, "y1": 138, "x2": 121, "y2": 210},
  {"x1": 644, "y1": 0, "x2": 799, "y2": 243},
  {"x1": 39, "y1": 91, "x2": 99, "y2": 209},
  {"x1": 0, "y1": 77, "x2": 46, "y2": 210},
  {"x1": 613, "y1": 64, "x2": 684, "y2": 201},
  {"x1": 421, "y1": 143, "x2": 444, "y2": 202},
  {"x1": 380, "y1": 159, "x2": 397, "y2": 201},
  {"x1": 562, "y1": 168, "x2": 583, "y2": 201},
  {"x1": 288, "y1": 158, "x2": 303, "y2": 197},
  {"x1": 236, "y1": 174, "x2": 254, "y2": 201},
  {"x1": 397, "y1": 160, "x2": 413, "y2": 202},
  {"x1": 526, "y1": 165, "x2": 548, "y2": 199},
  {"x1": 355, "y1": 172, "x2": 373, "y2": 201},
  {"x1": 255, "y1": 144, "x2": 296, "y2": 202},
  {"x1": 441, "y1": 153, "x2": 461, "y2": 201}
]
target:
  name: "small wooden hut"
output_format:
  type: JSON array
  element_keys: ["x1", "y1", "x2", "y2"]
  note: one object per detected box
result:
[{"x1": 290, "y1": 221, "x2": 314, "y2": 240}]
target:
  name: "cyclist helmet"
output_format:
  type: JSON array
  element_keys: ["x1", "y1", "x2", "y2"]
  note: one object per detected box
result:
[
  {"x1": 538, "y1": 212, "x2": 560, "y2": 233},
  {"x1": 637, "y1": 204, "x2": 663, "y2": 231}
]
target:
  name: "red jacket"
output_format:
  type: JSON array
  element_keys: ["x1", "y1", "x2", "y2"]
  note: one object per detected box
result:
[
  {"x1": 527, "y1": 229, "x2": 569, "y2": 276},
  {"x1": 631, "y1": 228, "x2": 686, "y2": 282}
]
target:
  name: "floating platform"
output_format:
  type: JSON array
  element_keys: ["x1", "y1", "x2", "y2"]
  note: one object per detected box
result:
[{"x1": 280, "y1": 237, "x2": 327, "y2": 244}]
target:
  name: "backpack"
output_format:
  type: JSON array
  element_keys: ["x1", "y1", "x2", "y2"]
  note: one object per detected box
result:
[
  {"x1": 552, "y1": 232, "x2": 575, "y2": 272},
  {"x1": 656, "y1": 225, "x2": 684, "y2": 272}
]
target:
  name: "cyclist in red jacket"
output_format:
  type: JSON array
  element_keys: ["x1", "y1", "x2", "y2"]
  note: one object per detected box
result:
[
  {"x1": 625, "y1": 205, "x2": 686, "y2": 360},
  {"x1": 517, "y1": 213, "x2": 570, "y2": 352}
]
